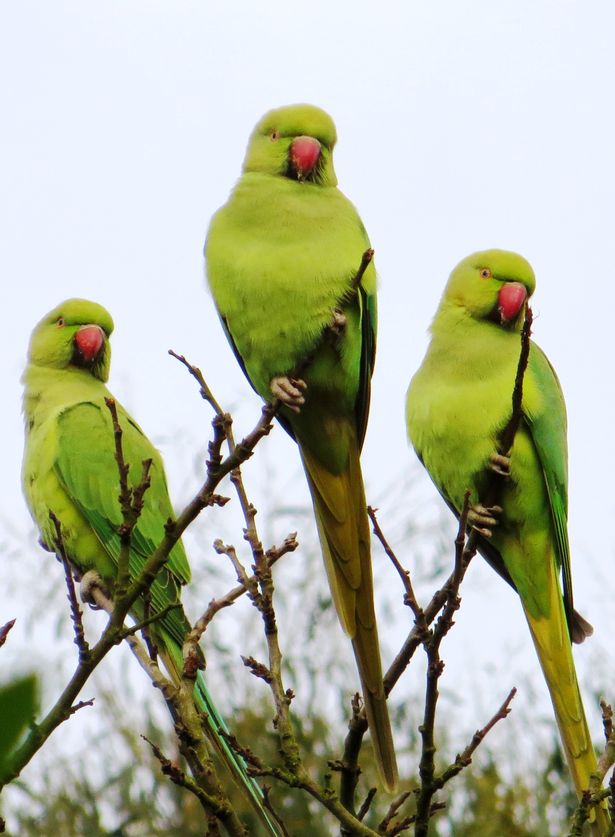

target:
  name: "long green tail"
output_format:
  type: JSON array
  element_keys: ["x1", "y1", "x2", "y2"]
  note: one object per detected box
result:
[
  {"x1": 164, "y1": 642, "x2": 281, "y2": 836},
  {"x1": 523, "y1": 559, "x2": 610, "y2": 835},
  {"x1": 300, "y1": 442, "x2": 398, "y2": 792}
]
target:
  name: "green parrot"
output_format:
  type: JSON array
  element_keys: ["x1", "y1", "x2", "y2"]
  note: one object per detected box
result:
[
  {"x1": 205, "y1": 104, "x2": 398, "y2": 791},
  {"x1": 406, "y1": 250, "x2": 607, "y2": 828},
  {"x1": 21, "y1": 299, "x2": 279, "y2": 836}
]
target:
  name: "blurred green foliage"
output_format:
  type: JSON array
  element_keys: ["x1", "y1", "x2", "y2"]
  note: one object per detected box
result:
[
  {"x1": 0, "y1": 674, "x2": 38, "y2": 782},
  {"x1": 0, "y1": 691, "x2": 582, "y2": 836}
]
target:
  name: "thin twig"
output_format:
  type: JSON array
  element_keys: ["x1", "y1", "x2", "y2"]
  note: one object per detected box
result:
[
  {"x1": 85, "y1": 579, "x2": 176, "y2": 698},
  {"x1": 435, "y1": 687, "x2": 517, "y2": 789},
  {"x1": 582, "y1": 700, "x2": 615, "y2": 832},
  {"x1": 0, "y1": 620, "x2": 16, "y2": 649},
  {"x1": 338, "y1": 692, "x2": 366, "y2": 815},
  {"x1": 66, "y1": 698, "x2": 95, "y2": 718},
  {"x1": 340, "y1": 500, "x2": 478, "y2": 821},
  {"x1": 49, "y1": 511, "x2": 89, "y2": 660},
  {"x1": 602, "y1": 700, "x2": 614, "y2": 745},
  {"x1": 339, "y1": 505, "x2": 429, "y2": 813},
  {"x1": 356, "y1": 787, "x2": 377, "y2": 822},
  {"x1": 213, "y1": 540, "x2": 253, "y2": 590},
  {"x1": 120, "y1": 603, "x2": 182, "y2": 640},
  {"x1": 104, "y1": 397, "x2": 131, "y2": 593},
  {"x1": 500, "y1": 307, "x2": 534, "y2": 453},
  {"x1": 368, "y1": 506, "x2": 425, "y2": 628},
  {"x1": 168, "y1": 350, "x2": 227, "y2": 417},
  {"x1": 378, "y1": 791, "x2": 413, "y2": 832},
  {"x1": 384, "y1": 802, "x2": 447, "y2": 833},
  {"x1": 351, "y1": 248, "x2": 374, "y2": 290},
  {"x1": 188, "y1": 535, "x2": 297, "y2": 647},
  {"x1": 142, "y1": 735, "x2": 237, "y2": 821},
  {"x1": 104, "y1": 397, "x2": 153, "y2": 597},
  {"x1": 227, "y1": 464, "x2": 297, "y2": 773},
  {"x1": 413, "y1": 502, "x2": 470, "y2": 836}
]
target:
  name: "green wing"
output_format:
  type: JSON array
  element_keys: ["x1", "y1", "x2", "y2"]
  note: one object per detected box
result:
[
  {"x1": 356, "y1": 284, "x2": 377, "y2": 450},
  {"x1": 523, "y1": 343, "x2": 574, "y2": 628},
  {"x1": 54, "y1": 400, "x2": 191, "y2": 648}
]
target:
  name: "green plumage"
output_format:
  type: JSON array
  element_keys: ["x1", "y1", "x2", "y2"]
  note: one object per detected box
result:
[
  {"x1": 22, "y1": 299, "x2": 279, "y2": 836},
  {"x1": 205, "y1": 104, "x2": 397, "y2": 791},
  {"x1": 406, "y1": 251, "x2": 608, "y2": 831}
]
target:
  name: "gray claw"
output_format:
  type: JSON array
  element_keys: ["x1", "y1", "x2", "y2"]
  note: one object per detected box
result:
[
  {"x1": 270, "y1": 375, "x2": 307, "y2": 413},
  {"x1": 467, "y1": 503, "x2": 503, "y2": 538},
  {"x1": 472, "y1": 525, "x2": 494, "y2": 538},
  {"x1": 80, "y1": 570, "x2": 107, "y2": 609},
  {"x1": 489, "y1": 453, "x2": 511, "y2": 477},
  {"x1": 327, "y1": 309, "x2": 347, "y2": 337}
]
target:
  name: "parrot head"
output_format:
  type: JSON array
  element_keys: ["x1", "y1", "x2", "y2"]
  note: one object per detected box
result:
[
  {"x1": 242, "y1": 103, "x2": 338, "y2": 186},
  {"x1": 27, "y1": 298, "x2": 114, "y2": 381},
  {"x1": 442, "y1": 249, "x2": 536, "y2": 329}
]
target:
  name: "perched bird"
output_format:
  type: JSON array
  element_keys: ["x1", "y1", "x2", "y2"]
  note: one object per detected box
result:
[
  {"x1": 406, "y1": 250, "x2": 607, "y2": 828},
  {"x1": 205, "y1": 104, "x2": 398, "y2": 791},
  {"x1": 22, "y1": 299, "x2": 279, "y2": 836}
]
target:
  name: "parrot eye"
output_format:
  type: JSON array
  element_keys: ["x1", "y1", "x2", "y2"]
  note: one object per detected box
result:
[
  {"x1": 269, "y1": 129, "x2": 280, "y2": 142},
  {"x1": 479, "y1": 268, "x2": 492, "y2": 279},
  {"x1": 56, "y1": 317, "x2": 65, "y2": 327}
]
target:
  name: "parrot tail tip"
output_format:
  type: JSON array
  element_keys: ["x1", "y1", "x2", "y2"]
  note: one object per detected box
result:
[{"x1": 570, "y1": 608, "x2": 593, "y2": 644}]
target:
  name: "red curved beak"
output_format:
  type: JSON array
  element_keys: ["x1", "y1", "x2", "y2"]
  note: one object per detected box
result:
[
  {"x1": 498, "y1": 282, "x2": 527, "y2": 323},
  {"x1": 290, "y1": 135, "x2": 321, "y2": 180},
  {"x1": 74, "y1": 324, "x2": 105, "y2": 362}
]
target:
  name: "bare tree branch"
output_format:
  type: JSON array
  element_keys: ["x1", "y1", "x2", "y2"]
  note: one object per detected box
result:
[
  {"x1": 435, "y1": 687, "x2": 517, "y2": 790},
  {"x1": 142, "y1": 735, "x2": 238, "y2": 822},
  {"x1": 103, "y1": 397, "x2": 153, "y2": 597},
  {"x1": 188, "y1": 534, "x2": 298, "y2": 648},
  {"x1": 49, "y1": 511, "x2": 89, "y2": 660}
]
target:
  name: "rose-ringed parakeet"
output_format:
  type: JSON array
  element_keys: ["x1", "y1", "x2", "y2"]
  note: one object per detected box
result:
[
  {"x1": 21, "y1": 299, "x2": 280, "y2": 836},
  {"x1": 205, "y1": 104, "x2": 398, "y2": 791},
  {"x1": 406, "y1": 250, "x2": 607, "y2": 830}
]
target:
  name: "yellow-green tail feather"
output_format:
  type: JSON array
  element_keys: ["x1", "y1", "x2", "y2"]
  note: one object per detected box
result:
[
  {"x1": 300, "y1": 443, "x2": 398, "y2": 792},
  {"x1": 522, "y1": 561, "x2": 609, "y2": 834}
]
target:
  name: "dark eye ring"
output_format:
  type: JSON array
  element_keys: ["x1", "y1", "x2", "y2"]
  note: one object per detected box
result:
[
  {"x1": 270, "y1": 129, "x2": 279, "y2": 142},
  {"x1": 56, "y1": 317, "x2": 65, "y2": 327},
  {"x1": 480, "y1": 268, "x2": 492, "y2": 279}
]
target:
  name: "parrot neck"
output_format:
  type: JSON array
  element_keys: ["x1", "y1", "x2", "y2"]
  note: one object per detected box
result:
[
  {"x1": 22, "y1": 364, "x2": 108, "y2": 429},
  {"x1": 229, "y1": 172, "x2": 340, "y2": 223},
  {"x1": 430, "y1": 299, "x2": 516, "y2": 341},
  {"x1": 427, "y1": 300, "x2": 520, "y2": 380}
]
